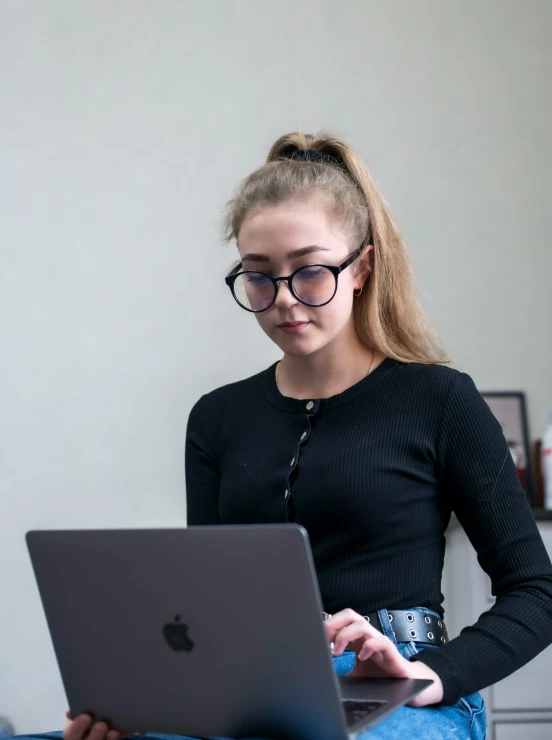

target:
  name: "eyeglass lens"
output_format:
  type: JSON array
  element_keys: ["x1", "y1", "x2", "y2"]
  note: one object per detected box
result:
[{"x1": 233, "y1": 266, "x2": 336, "y2": 311}]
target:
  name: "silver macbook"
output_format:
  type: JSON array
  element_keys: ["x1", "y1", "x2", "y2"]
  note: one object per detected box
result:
[{"x1": 26, "y1": 525, "x2": 431, "y2": 739}]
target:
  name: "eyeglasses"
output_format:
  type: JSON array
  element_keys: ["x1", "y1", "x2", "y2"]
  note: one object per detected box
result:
[{"x1": 225, "y1": 245, "x2": 364, "y2": 313}]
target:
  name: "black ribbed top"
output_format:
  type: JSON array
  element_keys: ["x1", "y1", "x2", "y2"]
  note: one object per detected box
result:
[{"x1": 185, "y1": 359, "x2": 552, "y2": 705}]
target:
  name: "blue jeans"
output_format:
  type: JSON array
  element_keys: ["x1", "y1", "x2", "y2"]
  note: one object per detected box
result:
[{"x1": 14, "y1": 608, "x2": 486, "y2": 739}]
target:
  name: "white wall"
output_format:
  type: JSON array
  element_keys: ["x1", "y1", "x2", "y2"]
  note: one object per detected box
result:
[{"x1": 1, "y1": 0, "x2": 551, "y2": 732}]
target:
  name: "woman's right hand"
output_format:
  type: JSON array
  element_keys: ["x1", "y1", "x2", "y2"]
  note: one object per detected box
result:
[{"x1": 63, "y1": 711, "x2": 122, "y2": 740}]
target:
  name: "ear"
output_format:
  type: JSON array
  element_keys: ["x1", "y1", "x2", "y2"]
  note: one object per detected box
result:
[{"x1": 354, "y1": 244, "x2": 373, "y2": 288}]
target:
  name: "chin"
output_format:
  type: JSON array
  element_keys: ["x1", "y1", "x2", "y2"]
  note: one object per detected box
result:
[
  {"x1": 272, "y1": 334, "x2": 327, "y2": 358},
  {"x1": 280, "y1": 346, "x2": 316, "y2": 358}
]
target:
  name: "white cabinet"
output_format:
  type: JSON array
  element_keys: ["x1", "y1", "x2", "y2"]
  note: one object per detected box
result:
[
  {"x1": 492, "y1": 646, "x2": 552, "y2": 711},
  {"x1": 495, "y1": 723, "x2": 552, "y2": 740},
  {"x1": 443, "y1": 519, "x2": 552, "y2": 740}
]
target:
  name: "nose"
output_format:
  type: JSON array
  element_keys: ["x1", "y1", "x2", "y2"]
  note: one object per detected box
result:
[{"x1": 273, "y1": 279, "x2": 298, "y2": 309}]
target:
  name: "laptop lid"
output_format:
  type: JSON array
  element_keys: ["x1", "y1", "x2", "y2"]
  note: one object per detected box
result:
[{"x1": 27, "y1": 525, "x2": 351, "y2": 740}]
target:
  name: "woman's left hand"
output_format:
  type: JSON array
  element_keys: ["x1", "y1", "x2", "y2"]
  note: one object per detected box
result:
[{"x1": 324, "y1": 608, "x2": 444, "y2": 707}]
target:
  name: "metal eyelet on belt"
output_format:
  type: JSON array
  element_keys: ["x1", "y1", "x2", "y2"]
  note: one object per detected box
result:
[
  {"x1": 427, "y1": 631, "x2": 434, "y2": 640},
  {"x1": 441, "y1": 636, "x2": 446, "y2": 643},
  {"x1": 408, "y1": 629, "x2": 417, "y2": 639},
  {"x1": 363, "y1": 616, "x2": 371, "y2": 623},
  {"x1": 388, "y1": 614, "x2": 394, "y2": 622},
  {"x1": 406, "y1": 613, "x2": 414, "y2": 623},
  {"x1": 424, "y1": 616, "x2": 431, "y2": 624},
  {"x1": 438, "y1": 620, "x2": 442, "y2": 627}
]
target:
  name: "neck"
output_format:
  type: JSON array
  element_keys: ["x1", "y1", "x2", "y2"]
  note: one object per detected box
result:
[{"x1": 277, "y1": 329, "x2": 383, "y2": 400}]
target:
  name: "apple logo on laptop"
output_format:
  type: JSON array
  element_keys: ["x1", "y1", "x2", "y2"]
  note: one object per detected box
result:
[{"x1": 163, "y1": 614, "x2": 194, "y2": 652}]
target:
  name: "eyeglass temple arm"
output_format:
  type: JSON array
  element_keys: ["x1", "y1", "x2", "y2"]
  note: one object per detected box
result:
[
  {"x1": 225, "y1": 262, "x2": 243, "y2": 281},
  {"x1": 337, "y1": 244, "x2": 365, "y2": 273}
]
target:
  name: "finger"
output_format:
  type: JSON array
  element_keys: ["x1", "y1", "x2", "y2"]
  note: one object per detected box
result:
[
  {"x1": 88, "y1": 721, "x2": 110, "y2": 740},
  {"x1": 325, "y1": 609, "x2": 378, "y2": 642},
  {"x1": 359, "y1": 640, "x2": 410, "y2": 676},
  {"x1": 357, "y1": 637, "x2": 397, "y2": 662},
  {"x1": 355, "y1": 632, "x2": 396, "y2": 660},
  {"x1": 64, "y1": 714, "x2": 92, "y2": 740},
  {"x1": 333, "y1": 622, "x2": 387, "y2": 655},
  {"x1": 107, "y1": 731, "x2": 121, "y2": 740}
]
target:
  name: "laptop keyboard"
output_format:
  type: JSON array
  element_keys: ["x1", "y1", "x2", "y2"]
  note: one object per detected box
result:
[{"x1": 342, "y1": 699, "x2": 386, "y2": 727}]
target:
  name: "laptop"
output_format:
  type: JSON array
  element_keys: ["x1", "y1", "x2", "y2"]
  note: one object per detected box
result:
[{"x1": 26, "y1": 525, "x2": 431, "y2": 740}]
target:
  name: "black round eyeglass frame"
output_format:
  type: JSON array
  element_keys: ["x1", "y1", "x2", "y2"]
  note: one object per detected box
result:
[{"x1": 224, "y1": 244, "x2": 365, "y2": 313}]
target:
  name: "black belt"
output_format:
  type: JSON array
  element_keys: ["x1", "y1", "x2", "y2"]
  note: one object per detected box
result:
[{"x1": 322, "y1": 609, "x2": 449, "y2": 647}]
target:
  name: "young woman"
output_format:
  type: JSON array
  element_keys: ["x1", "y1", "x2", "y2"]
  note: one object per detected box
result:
[{"x1": 49, "y1": 132, "x2": 552, "y2": 740}]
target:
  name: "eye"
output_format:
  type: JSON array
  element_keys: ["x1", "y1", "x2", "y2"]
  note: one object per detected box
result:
[
  {"x1": 246, "y1": 272, "x2": 271, "y2": 284},
  {"x1": 296, "y1": 267, "x2": 326, "y2": 280}
]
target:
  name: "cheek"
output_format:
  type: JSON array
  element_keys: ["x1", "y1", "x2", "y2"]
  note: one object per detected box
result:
[
  {"x1": 288, "y1": 297, "x2": 353, "y2": 340},
  {"x1": 253, "y1": 311, "x2": 277, "y2": 335},
  {"x1": 320, "y1": 284, "x2": 354, "y2": 326}
]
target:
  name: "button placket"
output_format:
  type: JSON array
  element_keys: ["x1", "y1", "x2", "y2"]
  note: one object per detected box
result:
[{"x1": 284, "y1": 407, "x2": 316, "y2": 522}]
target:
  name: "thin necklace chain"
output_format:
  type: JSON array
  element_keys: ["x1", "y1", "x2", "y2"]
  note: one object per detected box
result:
[{"x1": 275, "y1": 350, "x2": 376, "y2": 392}]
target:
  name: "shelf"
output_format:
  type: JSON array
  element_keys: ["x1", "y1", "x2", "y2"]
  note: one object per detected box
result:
[{"x1": 532, "y1": 509, "x2": 552, "y2": 521}]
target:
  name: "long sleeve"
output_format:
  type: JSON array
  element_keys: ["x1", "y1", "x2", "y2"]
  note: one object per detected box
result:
[
  {"x1": 185, "y1": 393, "x2": 222, "y2": 525},
  {"x1": 411, "y1": 373, "x2": 552, "y2": 704}
]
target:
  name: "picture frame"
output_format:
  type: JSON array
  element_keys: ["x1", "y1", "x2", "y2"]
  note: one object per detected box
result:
[{"x1": 481, "y1": 391, "x2": 534, "y2": 505}]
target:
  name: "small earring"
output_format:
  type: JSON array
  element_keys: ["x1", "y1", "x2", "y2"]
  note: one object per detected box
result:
[{"x1": 353, "y1": 287, "x2": 363, "y2": 297}]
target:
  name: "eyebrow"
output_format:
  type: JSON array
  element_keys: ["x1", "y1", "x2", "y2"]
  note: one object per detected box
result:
[{"x1": 240, "y1": 245, "x2": 331, "y2": 263}]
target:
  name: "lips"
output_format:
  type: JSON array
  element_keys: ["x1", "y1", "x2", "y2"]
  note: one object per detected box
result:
[{"x1": 277, "y1": 321, "x2": 310, "y2": 334}]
